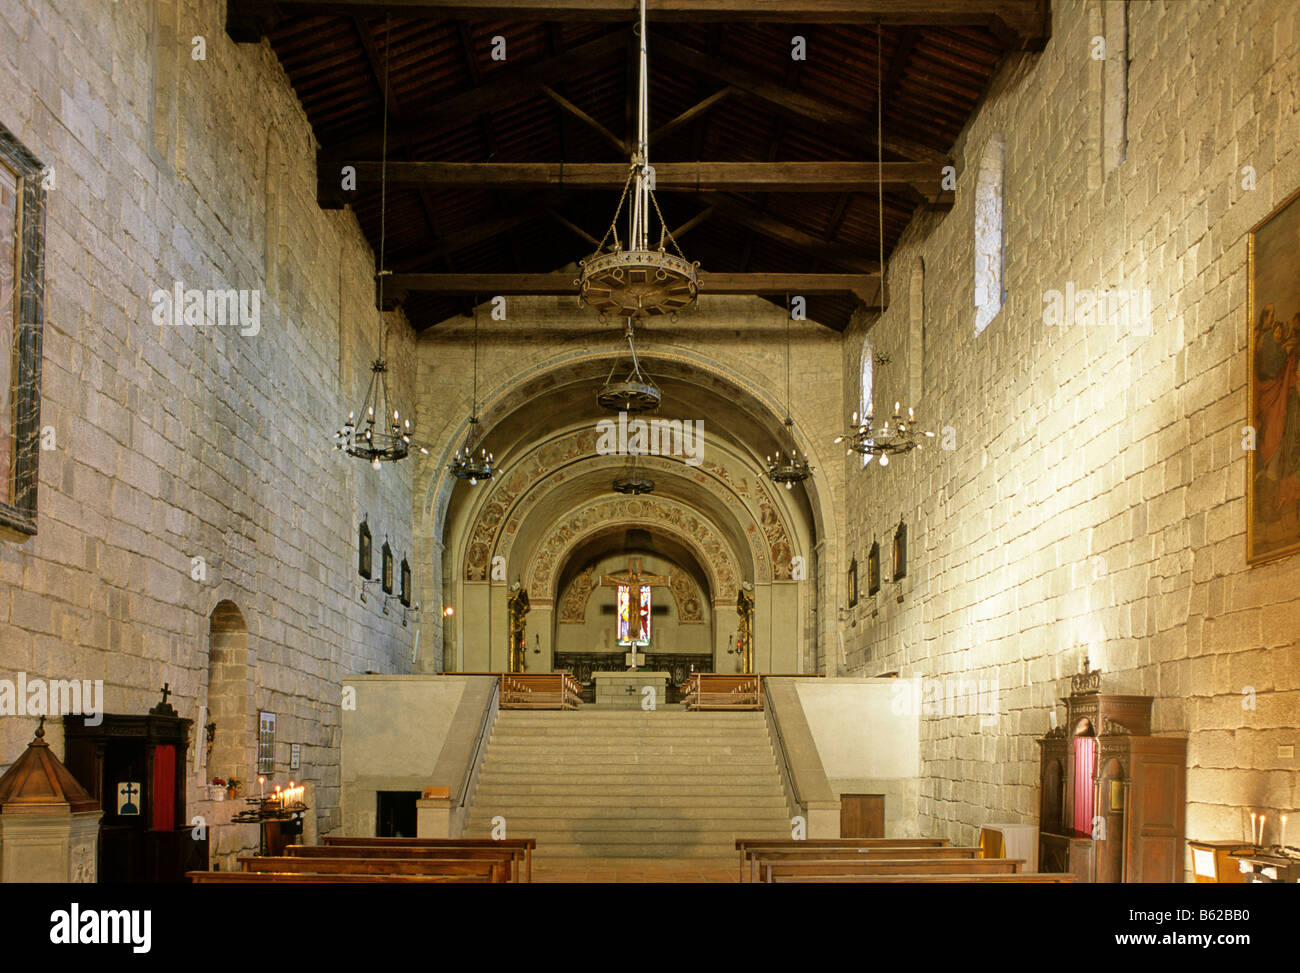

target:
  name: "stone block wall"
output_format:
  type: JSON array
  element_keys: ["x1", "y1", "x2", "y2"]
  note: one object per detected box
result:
[
  {"x1": 843, "y1": 0, "x2": 1300, "y2": 861},
  {"x1": 0, "y1": 0, "x2": 421, "y2": 838}
]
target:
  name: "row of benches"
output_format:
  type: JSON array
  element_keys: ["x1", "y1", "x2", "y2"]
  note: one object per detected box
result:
[
  {"x1": 735, "y1": 838, "x2": 1076, "y2": 884},
  {"x1": 188, "y1": 837, "x2": 536, "y2": 884}
]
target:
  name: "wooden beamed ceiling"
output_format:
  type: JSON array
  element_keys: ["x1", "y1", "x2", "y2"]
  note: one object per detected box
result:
[{"x1": 232, "y1": 2, "x2": 1045, "y2": 330}]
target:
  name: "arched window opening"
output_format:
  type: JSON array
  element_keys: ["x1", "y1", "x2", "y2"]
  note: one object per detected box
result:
[{"x1": 974, "y1": 133, "x2": 1005, "y2": 335}]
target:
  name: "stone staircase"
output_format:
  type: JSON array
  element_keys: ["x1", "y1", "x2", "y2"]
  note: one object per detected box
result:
[{"x1": 463, "y1": 709, "x2": 791, "y2": 858}]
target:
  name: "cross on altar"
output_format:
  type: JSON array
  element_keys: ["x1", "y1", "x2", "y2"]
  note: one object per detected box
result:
[{"x1": 600, "y1": 557, "x2": 669, "y2": 664}]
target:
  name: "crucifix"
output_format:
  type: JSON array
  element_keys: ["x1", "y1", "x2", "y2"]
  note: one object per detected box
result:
[{"x1": 599, "y1": 557, "x2": 670, "y2": 668}]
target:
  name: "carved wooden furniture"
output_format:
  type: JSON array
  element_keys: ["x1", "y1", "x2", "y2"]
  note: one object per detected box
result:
[
  {"x1": 62, "y1": 690, "x2": 207, "y2": 882},
  {"x1": 1188, "y1": 839, "x2": 1253, "y2": 883},
  {"x1": 682, "y1": 673, "x2": 761, "y2": 710},
  {"x1": 498, "y1": 672, "x2": 582, "y2": 710},
  {"x1": 1036, "y1": 667, "x2": 1186, "y2": 883}
]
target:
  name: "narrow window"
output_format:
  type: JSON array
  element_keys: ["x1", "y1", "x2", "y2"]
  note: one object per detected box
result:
[{"x1": 974, "y1": 133, "x2": 1005, "y2": 335}]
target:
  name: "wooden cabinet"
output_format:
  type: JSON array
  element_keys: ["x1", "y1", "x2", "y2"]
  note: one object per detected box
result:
[
  {"x1": 1036, "y1": 668, "x2": 1186, "y2": 883},
  {"x1": 840, "y1": 794, "x2": 885, "y2": 838}
]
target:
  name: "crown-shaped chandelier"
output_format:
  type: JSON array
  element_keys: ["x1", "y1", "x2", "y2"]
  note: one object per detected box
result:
[
  {"x1": 612, "y1": 453, "x2": 655, "y2": 495},
  {"x1": 598, "y1": 318, "x2": 661, "y2": 412},
  {"x1": 577, "y1": 0, "x2": 699, "y2": 320},
  {"x1": 449, "y1": 306, "x2": 496, "y2": 486},
  {"x1": 766, "y1": 307, "x2": 813, "y2": 489},
  {"x1": 334, "y1": 20, "x2": 424, "y2": 470},
  {"x1": 833, "y1": 28, "x2": 931, "y2": 470},
  {"x1": 835, "y1": 399, "x2": 933, "y2": 467}
]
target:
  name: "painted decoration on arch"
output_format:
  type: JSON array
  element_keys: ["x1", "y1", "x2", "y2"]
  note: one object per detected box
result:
[{"x1": 1247, "y1": 188, "x2": 1300, "y2": 565}]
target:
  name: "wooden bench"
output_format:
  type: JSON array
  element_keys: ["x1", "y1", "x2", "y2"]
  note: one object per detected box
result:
[
  {"x1": 757, "y1": 857, "x2": 1024, "y2": 883},
  {"x1": 682, "y1": 674, "x2": 762, "y2": 711},
  {"x1": 287, "y1": 845, "x2": 522, "y2": 882},
  {"x1": 735, "y1": 836, "x2": 950, "y2": 882},
  {"x1": 240, "y1": 855, "x2": 508, "y2": 882},
  {"x1": 188, "y1": 871, "x2": 483, "y2": 884},
  {"x1": 320, "y1": 836, "x2": 535, "y2": 882},
  {"x1": 772, "y1": 872, "x2": 1077, "y2": 884},
  {"x1": 500, "y1": 672, "x2": 582, "y2": 710}
]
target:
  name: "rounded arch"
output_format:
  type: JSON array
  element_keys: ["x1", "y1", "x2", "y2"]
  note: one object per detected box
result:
[{"x1": 206, "y1": 600, "x2": 254, "y2": 783}]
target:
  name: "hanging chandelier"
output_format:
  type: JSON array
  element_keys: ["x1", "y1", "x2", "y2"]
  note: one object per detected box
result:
[
  {"x1": 449, "y1": 306, "x2": 496, "y2": 486},
  {"x1": 334, "y1": 19, "x2": 424, "y2": 470},
  {"x1": 835, "y1": 400, "x2": 933, "y2": 466},
  {"x1": 766, "y1": 306, "x2": 812, "y2": 489},
  {"x1": 598, "y1": 318, "x2": 661, "y2": 412},
  {"x1": 577, "y1": 0, "x2": 699, "y2": 320},
  {"x1": 833, "y1": 27, "x2": 932, "y2": 470},
  {"x1": 612, "y1": 454, "x2": 655, "y2": 495}
]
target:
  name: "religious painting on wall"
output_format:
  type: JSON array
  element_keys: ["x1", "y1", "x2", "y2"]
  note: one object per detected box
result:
[
  {"x1": 867, "y1": 541, "x2": 881, "y2": 595},
  {"x1": 400, "y1": 557, "x2": 411, "y2": 607},
  {"x1": 381, "y1": 540, "x2": 393, "y2": 594},
  {"x1": 0, "y1": 123, "x2": 47, "y2": 536},
  {"x1": 847, "y1": 558, "x2": 857, "y2": 607},
  {"x1": 1248, "y1": 189, "x2": 1300, "y2": 564},
  {"x1": 358, "y1": 520, "x2": 372, "y2": 578},
  {"x1": 892, "y1": 520, "x2": 908, "y2": 580}
]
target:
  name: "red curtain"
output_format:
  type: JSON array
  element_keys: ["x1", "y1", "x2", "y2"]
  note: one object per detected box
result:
[
  {"x1": 152, "y1": 744, "x2": 175, "y2": 831},
  {"x1": 1072, "y1": 736, "x2": 1097, "y2": 836}
]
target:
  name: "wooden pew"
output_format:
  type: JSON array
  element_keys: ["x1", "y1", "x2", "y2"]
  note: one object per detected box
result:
[
  {"x1": 189, "y1": 871, "x2": 482, "y2": 884},
  {"x1": 320, "y1": 836, "x2": 535, "y2": 882},
  {"x1": 758, "y1": 857, "x2": 1024, "y2": 883},
  {"x1": 500, "y1": 672, "x2": 582, "y2": 710},
  {"x1": 772, "y1": 872, "x2": 1077, "y2": 884},
  {"x1": 735, "y1": 836, "x2": 950, "y2": 882},
  {"x1": 287, "y1": 845, "x2": 522, "y2": 882},
  {"x1": 240, "y1": 855, "x2": 507, "y2": 882},
  {"x1": 682, "y1": 674, "x2": 761, "y2": 711}
]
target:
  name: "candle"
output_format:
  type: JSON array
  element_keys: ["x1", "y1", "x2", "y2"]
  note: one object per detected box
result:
[
  {"x1": 1282, "y1": 815, "x2": 1288, "y2": 849},
  {"x1": 259, "y1": 776, "x2": 264, "y2": 797},
  {"x1": 1250, "y1": 812, "x2": 1257, "y2": 846},
  {"x1": 1260, "y1": 815, "x2": 1267, "y2": 846}
]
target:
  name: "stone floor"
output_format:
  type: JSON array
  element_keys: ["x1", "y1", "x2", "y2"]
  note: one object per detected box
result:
[{"x1": 532, "y1": 857, "x2": 737, "y2": 883}]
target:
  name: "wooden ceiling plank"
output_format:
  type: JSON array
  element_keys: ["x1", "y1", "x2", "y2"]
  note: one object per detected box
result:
[
  {"x1": 231, "y1": 1, "x2": 1048, "y2": 46},
  {"x1": 649, "y1": 86, "x2": 734, "y2": 144},
  {"x1": 541, "y1": 86, "x2": 629, "y2": 155}
]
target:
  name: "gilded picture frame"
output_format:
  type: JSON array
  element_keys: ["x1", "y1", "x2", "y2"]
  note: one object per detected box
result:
[
  {"x1": 0, "y1": 123, "x2": 46, "y2": 538},
  {"x1": 1246, "y1": 187, "x2": 1300, "y2": 565}
]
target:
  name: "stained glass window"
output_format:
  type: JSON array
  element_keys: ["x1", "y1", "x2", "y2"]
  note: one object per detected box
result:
[{"x1": 617, "y1": 584, "x2": 652, "y2": 646}]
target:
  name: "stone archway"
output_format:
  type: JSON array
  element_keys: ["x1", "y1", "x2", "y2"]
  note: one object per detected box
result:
[{"x1": 205, "y1": 601, "x2": 253, "y2": 783}]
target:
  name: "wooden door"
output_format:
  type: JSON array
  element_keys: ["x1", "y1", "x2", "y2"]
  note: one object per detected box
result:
[{"x1": 840, "y1": 794, "x2": 885, "y2": 838}]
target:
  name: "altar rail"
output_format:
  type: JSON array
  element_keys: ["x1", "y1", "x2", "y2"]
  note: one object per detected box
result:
[
  {"x1": 499, "y1": 672, "x2": 583, "y2": 710},
  {"x1": 682, "y1": 674, "x2": 762, "y2": 711}
]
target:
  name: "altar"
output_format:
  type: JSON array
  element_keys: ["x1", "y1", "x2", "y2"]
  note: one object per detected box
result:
[{"x1": 593, "y1": 671, "x2": 669, "y2": 709}]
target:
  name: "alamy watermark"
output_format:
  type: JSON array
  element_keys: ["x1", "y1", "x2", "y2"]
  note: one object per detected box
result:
[
  {"x1": 151, "y1": 281, "x2": 261, "y2": 336},
  {"x1": 596, "y1": 412, "x2": 704, "y2": 467},
  {"x1": 890, "y1": 675, "x2": 1000, "y2": 727},
  {"x1": 1042, "y1": 283, "x2": 1152, "y2": 336},
  {"x1": 0, "y1": 673, "x2": 104, "y2": 725}
]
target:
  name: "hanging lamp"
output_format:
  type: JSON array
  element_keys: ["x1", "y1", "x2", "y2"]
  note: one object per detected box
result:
[
  {"x1": 333, "y1": 17, "x2": 425, "y2": 469},
  {"x1": 835, "y1": 25, "x2": 931, "y2": 468},
  {"x1": 577, "y1": 0, "x2": 699, "y2": 320},
  {"x1": 597, "y1": 317, "x2": 661, "y2": 412},
  {"x1": 766, "y1": 300, "x2": 813, "y2": 490},
  {"x1": 449, "y1": 305, "x2": 496, "y2": 486}
]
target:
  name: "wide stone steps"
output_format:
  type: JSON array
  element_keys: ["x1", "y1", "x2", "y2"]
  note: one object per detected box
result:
[{"x1": 463, "y1": 709, "x2": 790, "y2": 858}]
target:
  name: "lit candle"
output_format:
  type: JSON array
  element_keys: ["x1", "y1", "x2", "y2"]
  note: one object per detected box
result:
[
  {"x1": 1250, "y1": 812, "x2": 1257, "y2": 846},
  {"x1": 1260, "y1": 815, "x2": 1267, "y2": 846},
  {"x1": 259, "y1": 776, "x2": 264, "y2": 797},
  {"x1": 1282, "y1": 815, "x2": 1288, "y2": 849}
]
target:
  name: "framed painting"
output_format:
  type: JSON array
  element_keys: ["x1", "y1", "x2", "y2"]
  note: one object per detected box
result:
[
  {"x1": 0, "y1": 123, "x2": 47, "y2": 537},
  {"x1": 892, "y1": 520, "x2": 908, "y2": 581},
  {"x1": 867, "y1": 541, "x2": 881, "y2": 596},
  {"x1": 358, "y1": 519, "x2": 372, "y2": 578},
  {"x1": 846, "y1": 558, "x2": 858, "y2": 607},
  {"x1": 1247, "y1": 188, "x2": 1300, "y2": 565}
]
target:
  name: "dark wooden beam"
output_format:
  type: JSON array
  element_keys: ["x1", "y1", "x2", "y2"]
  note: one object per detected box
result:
[
  {"x1": 229, "y1": 1, "x2": 1048, "y2": 47},
  {"x1": 651, "y1": 87, "x2": 734, "y2": 145},
  {"x1": 318, "y1": 29, "x2": 631, "y2": 161},
  {"x1": 387, "y1": 271, "x2": 886, "y2": 307},
  {"x1": 332, "y1": 160, "x2": 951, "y2": 196},
  {"x1": 653, "y1": 36, "x2": 949, "y2": 164},
  {"x1": 541, "y1": 86, "x2": 628, "y2": 155},
  {"x1": 700, "y1": 194, "x2": 879, "y2": 273}
]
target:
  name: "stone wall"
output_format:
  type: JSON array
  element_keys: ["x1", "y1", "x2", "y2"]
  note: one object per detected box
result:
[
  {"x1": 0, "y1": 0, "x2": 420, "y2": 840},
  {"x1": 837, "y1": 0, "x2": 1300, "y2": 868},
  {"x1": 843, "y1": 0, "x2": 1300, "y2": 861}
]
